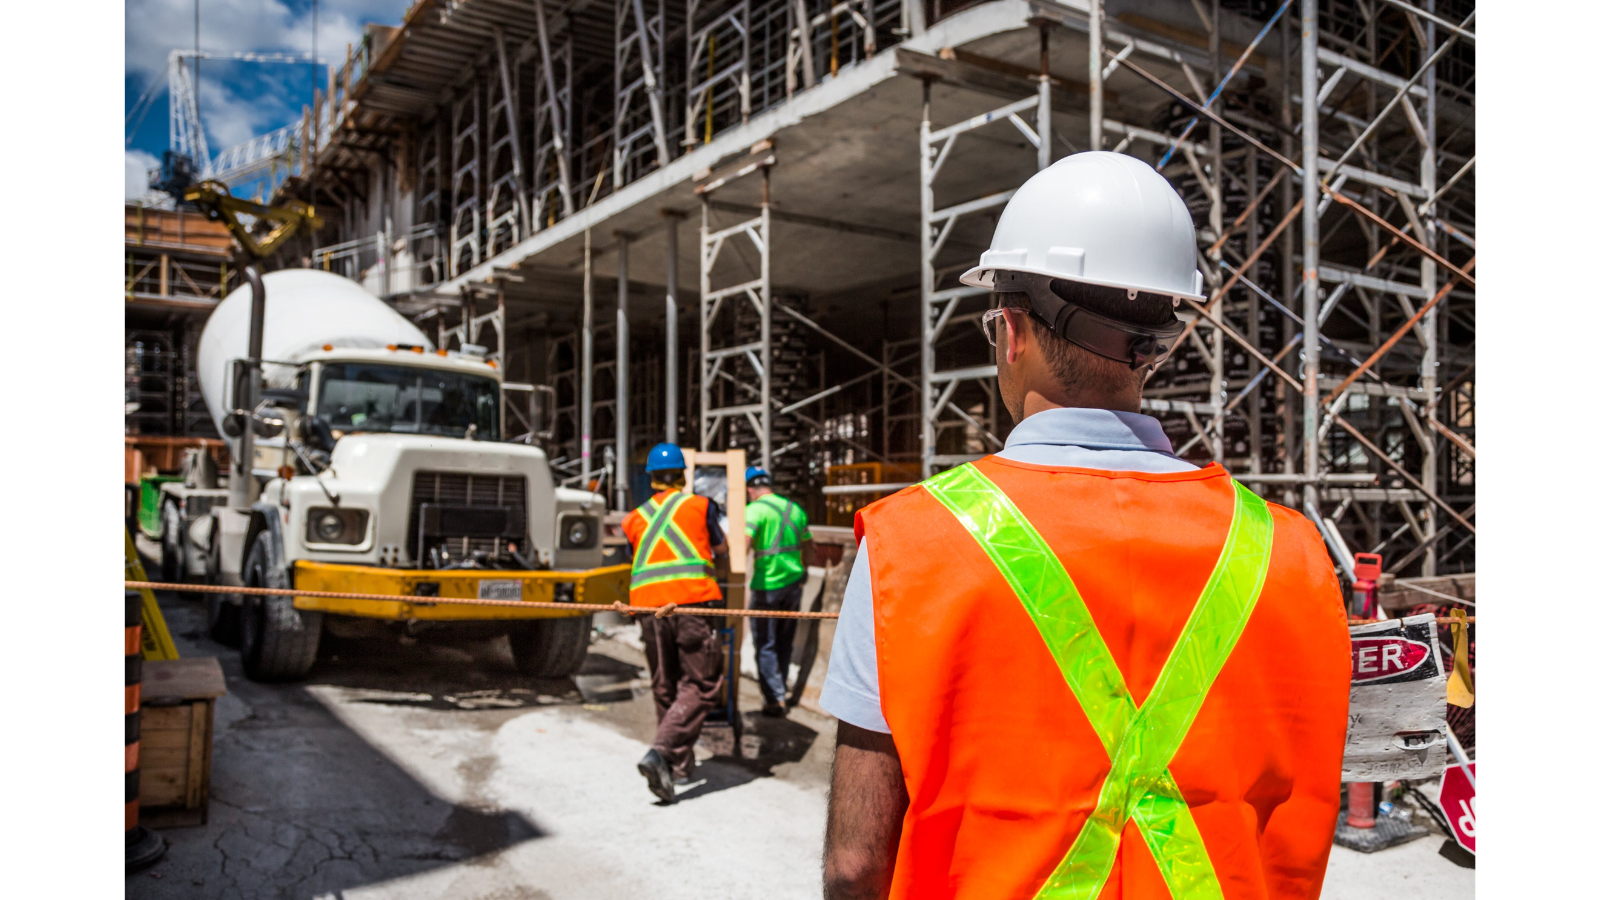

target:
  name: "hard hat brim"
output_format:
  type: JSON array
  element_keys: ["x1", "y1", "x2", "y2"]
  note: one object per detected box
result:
[{"x1": 959, "y1": 264, "x2": 1206, "y2": 304}]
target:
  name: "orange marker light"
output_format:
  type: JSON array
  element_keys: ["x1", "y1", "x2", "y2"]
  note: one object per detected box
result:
[
  {"x1": 322, "y1": 344, "x2": 334, "y2": 351},
  {"x1": 411, "y1": 346, "x2": 424, "y2": 353},
  {"x1": 386, "y1": 344, "x2": 398, "y2": 351},
  {"x1": 485, "y1": 360, "x2": 497, "y2": 368},
  {"x1": 437, "y1": 349, "x2": 448, "y2": 356}
]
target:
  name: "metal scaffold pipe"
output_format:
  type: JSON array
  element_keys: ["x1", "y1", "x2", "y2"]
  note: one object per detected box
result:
[
  {"x1": 1299, "y1": 0, "x2": 1321, "y2": 508},
  {"x1": 616, "y1": 233, "x2": 631, "y2": 510}
]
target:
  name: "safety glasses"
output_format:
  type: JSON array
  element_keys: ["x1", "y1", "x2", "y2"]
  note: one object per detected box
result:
[{"x1": 980, "y1": 307, "x2": 1009, "y2": 347}]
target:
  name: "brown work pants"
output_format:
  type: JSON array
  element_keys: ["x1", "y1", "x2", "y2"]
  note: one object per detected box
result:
[{"x1": 639, "y1": 610, "x2": 723, "y2": 776}]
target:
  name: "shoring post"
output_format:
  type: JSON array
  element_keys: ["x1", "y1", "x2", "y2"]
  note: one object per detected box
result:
[
  {"x1": 1088, "y1": 0, "x2": 1103, "y2": 150},
  {"x1": 1037, "y1": 24, "x2": 1052, "y2": 171},
  {"x1": 918, "y1": 79, "x2": 935, "y2": 479},
  {"x1": 581, "y1": 229, "x2": 595, "y2": 483},
  {"x1": 759, "y1": 166, "x2": 774, "y2": 473},
  {"x1": 616, "y1": 233, "x2": 632, "y2": 510},
  {"x1": 1299, "y1": 0, "x2": 1321, "y2": 512},
  {"x1": 1419, "y1": 0, "x2": 1440, "y2": 574},
  {"x1": 663, "y1": 210, "x2": 682, "y2": 445}
]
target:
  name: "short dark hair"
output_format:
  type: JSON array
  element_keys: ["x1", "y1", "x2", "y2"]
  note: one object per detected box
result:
[
  {"x1": 651, "y1": 468, "x2": 686, "y2": 487},
  {"x1": 996, "y1": 280, "x2": 1174, "y2": 393}
]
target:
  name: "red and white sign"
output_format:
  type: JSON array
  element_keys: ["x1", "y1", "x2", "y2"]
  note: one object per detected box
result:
[
  {"x1": 1350, "y1": 635, "x2": 1432, "y2": 683},
  {"x1": 1439, "y1": 762, "x2": 1476, "y2": 855}
]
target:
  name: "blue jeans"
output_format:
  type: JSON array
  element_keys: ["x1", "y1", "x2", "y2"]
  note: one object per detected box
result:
[{"x1": 749, "y1": 580, "x2": 805, "y2": 707}]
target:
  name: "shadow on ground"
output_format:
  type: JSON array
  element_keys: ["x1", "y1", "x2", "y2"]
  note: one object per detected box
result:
[{"x1": 130, "y1": 591, "x2": 553, "y2": 900}]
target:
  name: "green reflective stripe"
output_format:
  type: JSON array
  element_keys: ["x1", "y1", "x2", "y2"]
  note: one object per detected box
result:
[
  {"x1": 922, "y1": 465, "x2": 1136, "y2": 754},
  {"x1": 633, "y1": 494, "x2": 687, "y2": 574},
  {"x1": 923, "y1": 465, "x2": 1274, "y2": 900},
  {"x1": 660, "y1": 518, "x2": 702, "y2": 561},
  {"x1": 751, "y1": 496, "x2": 805, "y2": 561},
  {"x1": 631, "y1": 561, "x2": 715, "y2": 587},
  {"x1": 631, "y1": 493, "x2": 715, "y2": 588}
]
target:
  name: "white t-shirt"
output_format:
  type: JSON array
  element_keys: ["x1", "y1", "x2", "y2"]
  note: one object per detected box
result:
[{"x1": 817, "y1": 407, "x2": 1199, "y2": 733}]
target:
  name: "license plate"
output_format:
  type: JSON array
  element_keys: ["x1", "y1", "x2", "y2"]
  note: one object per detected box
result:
[{"x1": 477, "y1": 579, "x2": 522, "y2": 601}]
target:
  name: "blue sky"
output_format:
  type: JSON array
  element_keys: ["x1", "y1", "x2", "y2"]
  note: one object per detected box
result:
[{"x1": 125, "y1": 0, "x2": 412, "y2": 198}]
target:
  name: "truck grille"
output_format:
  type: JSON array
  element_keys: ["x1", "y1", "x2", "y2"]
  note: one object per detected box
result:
[{"x1": 406, "y1": 471, "x2": 528, "y2": 563}]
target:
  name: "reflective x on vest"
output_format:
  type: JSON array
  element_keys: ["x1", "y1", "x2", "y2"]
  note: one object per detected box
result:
[
  {"x1": 923, "y1": 464, "x2": 1275, "y2": 900},
  {"x1": 753, "y1": 495, "x2": 803, "y2": 558},
  {"x1": 630, "y1": 493, "x2": 714, "y2": 588}
]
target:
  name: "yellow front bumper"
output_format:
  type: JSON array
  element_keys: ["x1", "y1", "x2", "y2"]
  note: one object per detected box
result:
[{"x1": 291, "y1": 561, "x2": 632, "y2": 621}]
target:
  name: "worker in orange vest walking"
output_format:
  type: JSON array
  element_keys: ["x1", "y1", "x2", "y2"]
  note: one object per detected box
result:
[
  {"x1": 623, "y1": 442, "x2": 728, "y2": 804},
  {"x1": 820, "y1": 152, "x2": 1352, "y2": 899}
]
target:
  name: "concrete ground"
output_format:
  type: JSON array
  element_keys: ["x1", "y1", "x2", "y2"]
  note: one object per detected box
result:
[{"x1": 129, "y1": 568, "x2": 1472, "y2": 898}]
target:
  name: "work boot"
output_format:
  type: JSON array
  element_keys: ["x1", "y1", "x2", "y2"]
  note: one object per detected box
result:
[
  {"x1": 637, "y1": 748, "x2": 676, "y2": 804},
  {"x1": 673, "y1": 760, "x2": 697, "y2": 786},
  {"x1": 761, "y1": 702, "x2": 787, "y2": 718}
]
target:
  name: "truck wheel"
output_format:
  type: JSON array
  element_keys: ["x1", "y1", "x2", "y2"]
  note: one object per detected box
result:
[
  {"x1": 159, "y1": 501, "x2": 185, "y2": 586},
  {"x1": 239, "y1": 538, "x2": 322, "y2": 682},
  {"x1": 509, "y1": 615, "x2": 592, "y2": 678}
]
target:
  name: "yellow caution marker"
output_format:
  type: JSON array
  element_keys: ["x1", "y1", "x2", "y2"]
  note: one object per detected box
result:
[{"x1": 125, "y1": 530, "x2": 179, "y2": 661}]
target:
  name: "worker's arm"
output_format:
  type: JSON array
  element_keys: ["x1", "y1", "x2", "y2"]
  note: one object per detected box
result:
[{"x1": 824, "y1": 722, "x2": 908, "y2": 900}]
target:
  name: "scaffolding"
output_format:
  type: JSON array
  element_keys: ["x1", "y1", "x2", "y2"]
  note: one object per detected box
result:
[{"x1": 266, "y1": 0, "x2": 1472, "y2": 577}]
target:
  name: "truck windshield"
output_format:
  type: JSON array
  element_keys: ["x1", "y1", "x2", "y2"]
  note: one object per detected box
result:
[{"x1": 317, "y1": 363, "x2": 500, "y2": 441}]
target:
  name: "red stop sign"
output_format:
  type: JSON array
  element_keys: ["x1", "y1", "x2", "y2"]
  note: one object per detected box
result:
[{"x1": 1440, "y1": 762, "x2": 1476, "y2": 854}]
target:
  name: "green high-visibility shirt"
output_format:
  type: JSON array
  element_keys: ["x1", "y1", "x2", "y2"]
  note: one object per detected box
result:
[{"x1": 745, "y1": 493, "x2": 811, "y2": 591}]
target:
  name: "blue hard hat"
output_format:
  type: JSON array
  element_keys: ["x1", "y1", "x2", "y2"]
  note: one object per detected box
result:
[
  {"x1": 646, "y1": 443, "x2": 687, "y2": 472},
  {"x1": 745, "y1": 466, "x2": 771, "y2": 484}
]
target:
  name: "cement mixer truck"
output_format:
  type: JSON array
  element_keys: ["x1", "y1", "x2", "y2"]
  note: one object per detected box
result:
[{"x1": 157, "y1": 269, "x2": 627, "y2": 681}]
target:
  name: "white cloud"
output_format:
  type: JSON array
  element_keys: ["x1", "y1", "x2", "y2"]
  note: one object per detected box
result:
[
  {"x1": 126, "y1": 1, "x2": 410, "y2": 155},
  {"x1": 126, "y1": 149, "x2": 160, "y2": 199}
]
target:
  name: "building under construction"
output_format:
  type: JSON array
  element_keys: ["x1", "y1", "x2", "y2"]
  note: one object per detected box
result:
[{"x1": 128, "y1": 0, "x2": 1475, "y2": 580}]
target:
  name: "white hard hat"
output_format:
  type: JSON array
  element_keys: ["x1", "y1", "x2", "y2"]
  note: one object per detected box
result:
[{"x1": 960, "y1": 151, "x2": 1205, "y2": 302}]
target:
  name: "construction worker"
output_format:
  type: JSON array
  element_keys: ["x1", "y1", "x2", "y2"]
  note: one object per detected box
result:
[
  {"x1": 623, "y1": 442, "x2": 729, "y2": 804},
  {"x1": 819, "y1": 152, "x2": 1351, "y2": 899},
  {"x1": 743, "y1": 466, "x2": 814, "y2": 717}
]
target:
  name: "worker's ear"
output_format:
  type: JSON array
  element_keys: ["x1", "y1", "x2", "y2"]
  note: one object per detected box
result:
[{"x1": 1001, "y1": 307, "x2": 1028, "y2": 365}]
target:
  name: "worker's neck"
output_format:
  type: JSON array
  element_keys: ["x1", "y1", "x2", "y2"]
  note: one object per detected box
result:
[
  {"x1": 749, "y1": 486, "x2": 773, "y2": 500},
  {"x1": 1015, "y1": 380, "x2": 1142, "y2": 421}
]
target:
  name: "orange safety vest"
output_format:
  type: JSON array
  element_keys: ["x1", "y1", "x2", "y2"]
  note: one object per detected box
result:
[
  {"x1": 622, "y1": 490, "x2": 722, "y2": 608},
  {"x1": 856, "y1": 457, "x2": 1350, "y2": 900}
]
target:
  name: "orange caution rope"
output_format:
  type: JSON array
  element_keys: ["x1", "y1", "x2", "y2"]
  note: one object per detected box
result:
[{"x1": 123, "y1": 581, "x2": 840, "y2": 620}]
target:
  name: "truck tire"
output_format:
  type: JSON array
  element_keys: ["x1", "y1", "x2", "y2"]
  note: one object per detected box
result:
[
  {"x1": 509, "y1": 615, "x2": 592, "y2": 678},
  {"x1": 239, "y1": 538, "x2": 322, "y2": 682},
  {"x1": 160, "y1": 501, "x2": 185, "y2": 586}
]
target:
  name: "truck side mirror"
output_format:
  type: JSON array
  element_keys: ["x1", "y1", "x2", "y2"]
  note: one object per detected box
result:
[
  {"x1": 304, "y1": 415, "x2": 337, "y2": 453},
  {"x1": 261, "y1": 387, "x2": 307, "y2": 412}
]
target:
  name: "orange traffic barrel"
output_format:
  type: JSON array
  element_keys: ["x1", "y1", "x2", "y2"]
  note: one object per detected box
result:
[{"x1": 126, "y1": 589, "x2": 165, "y2": 871}]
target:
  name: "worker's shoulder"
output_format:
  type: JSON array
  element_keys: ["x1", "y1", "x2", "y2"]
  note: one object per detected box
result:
[{"x1": 1259, "y1": 497, "x2": 1322, "y2": 543}]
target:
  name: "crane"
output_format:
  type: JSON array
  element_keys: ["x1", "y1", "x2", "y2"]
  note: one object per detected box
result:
[{"x1": 126, "y1": 49, "x2": 324, "y2": 202}]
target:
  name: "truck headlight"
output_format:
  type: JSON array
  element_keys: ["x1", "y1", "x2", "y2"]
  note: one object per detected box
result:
[
  {"x1": 558, "y1": 513, "x2": 600, "y2": 550},
  {"x1": 307, "y1": 507, "x2": 368, "y2": 545}
]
